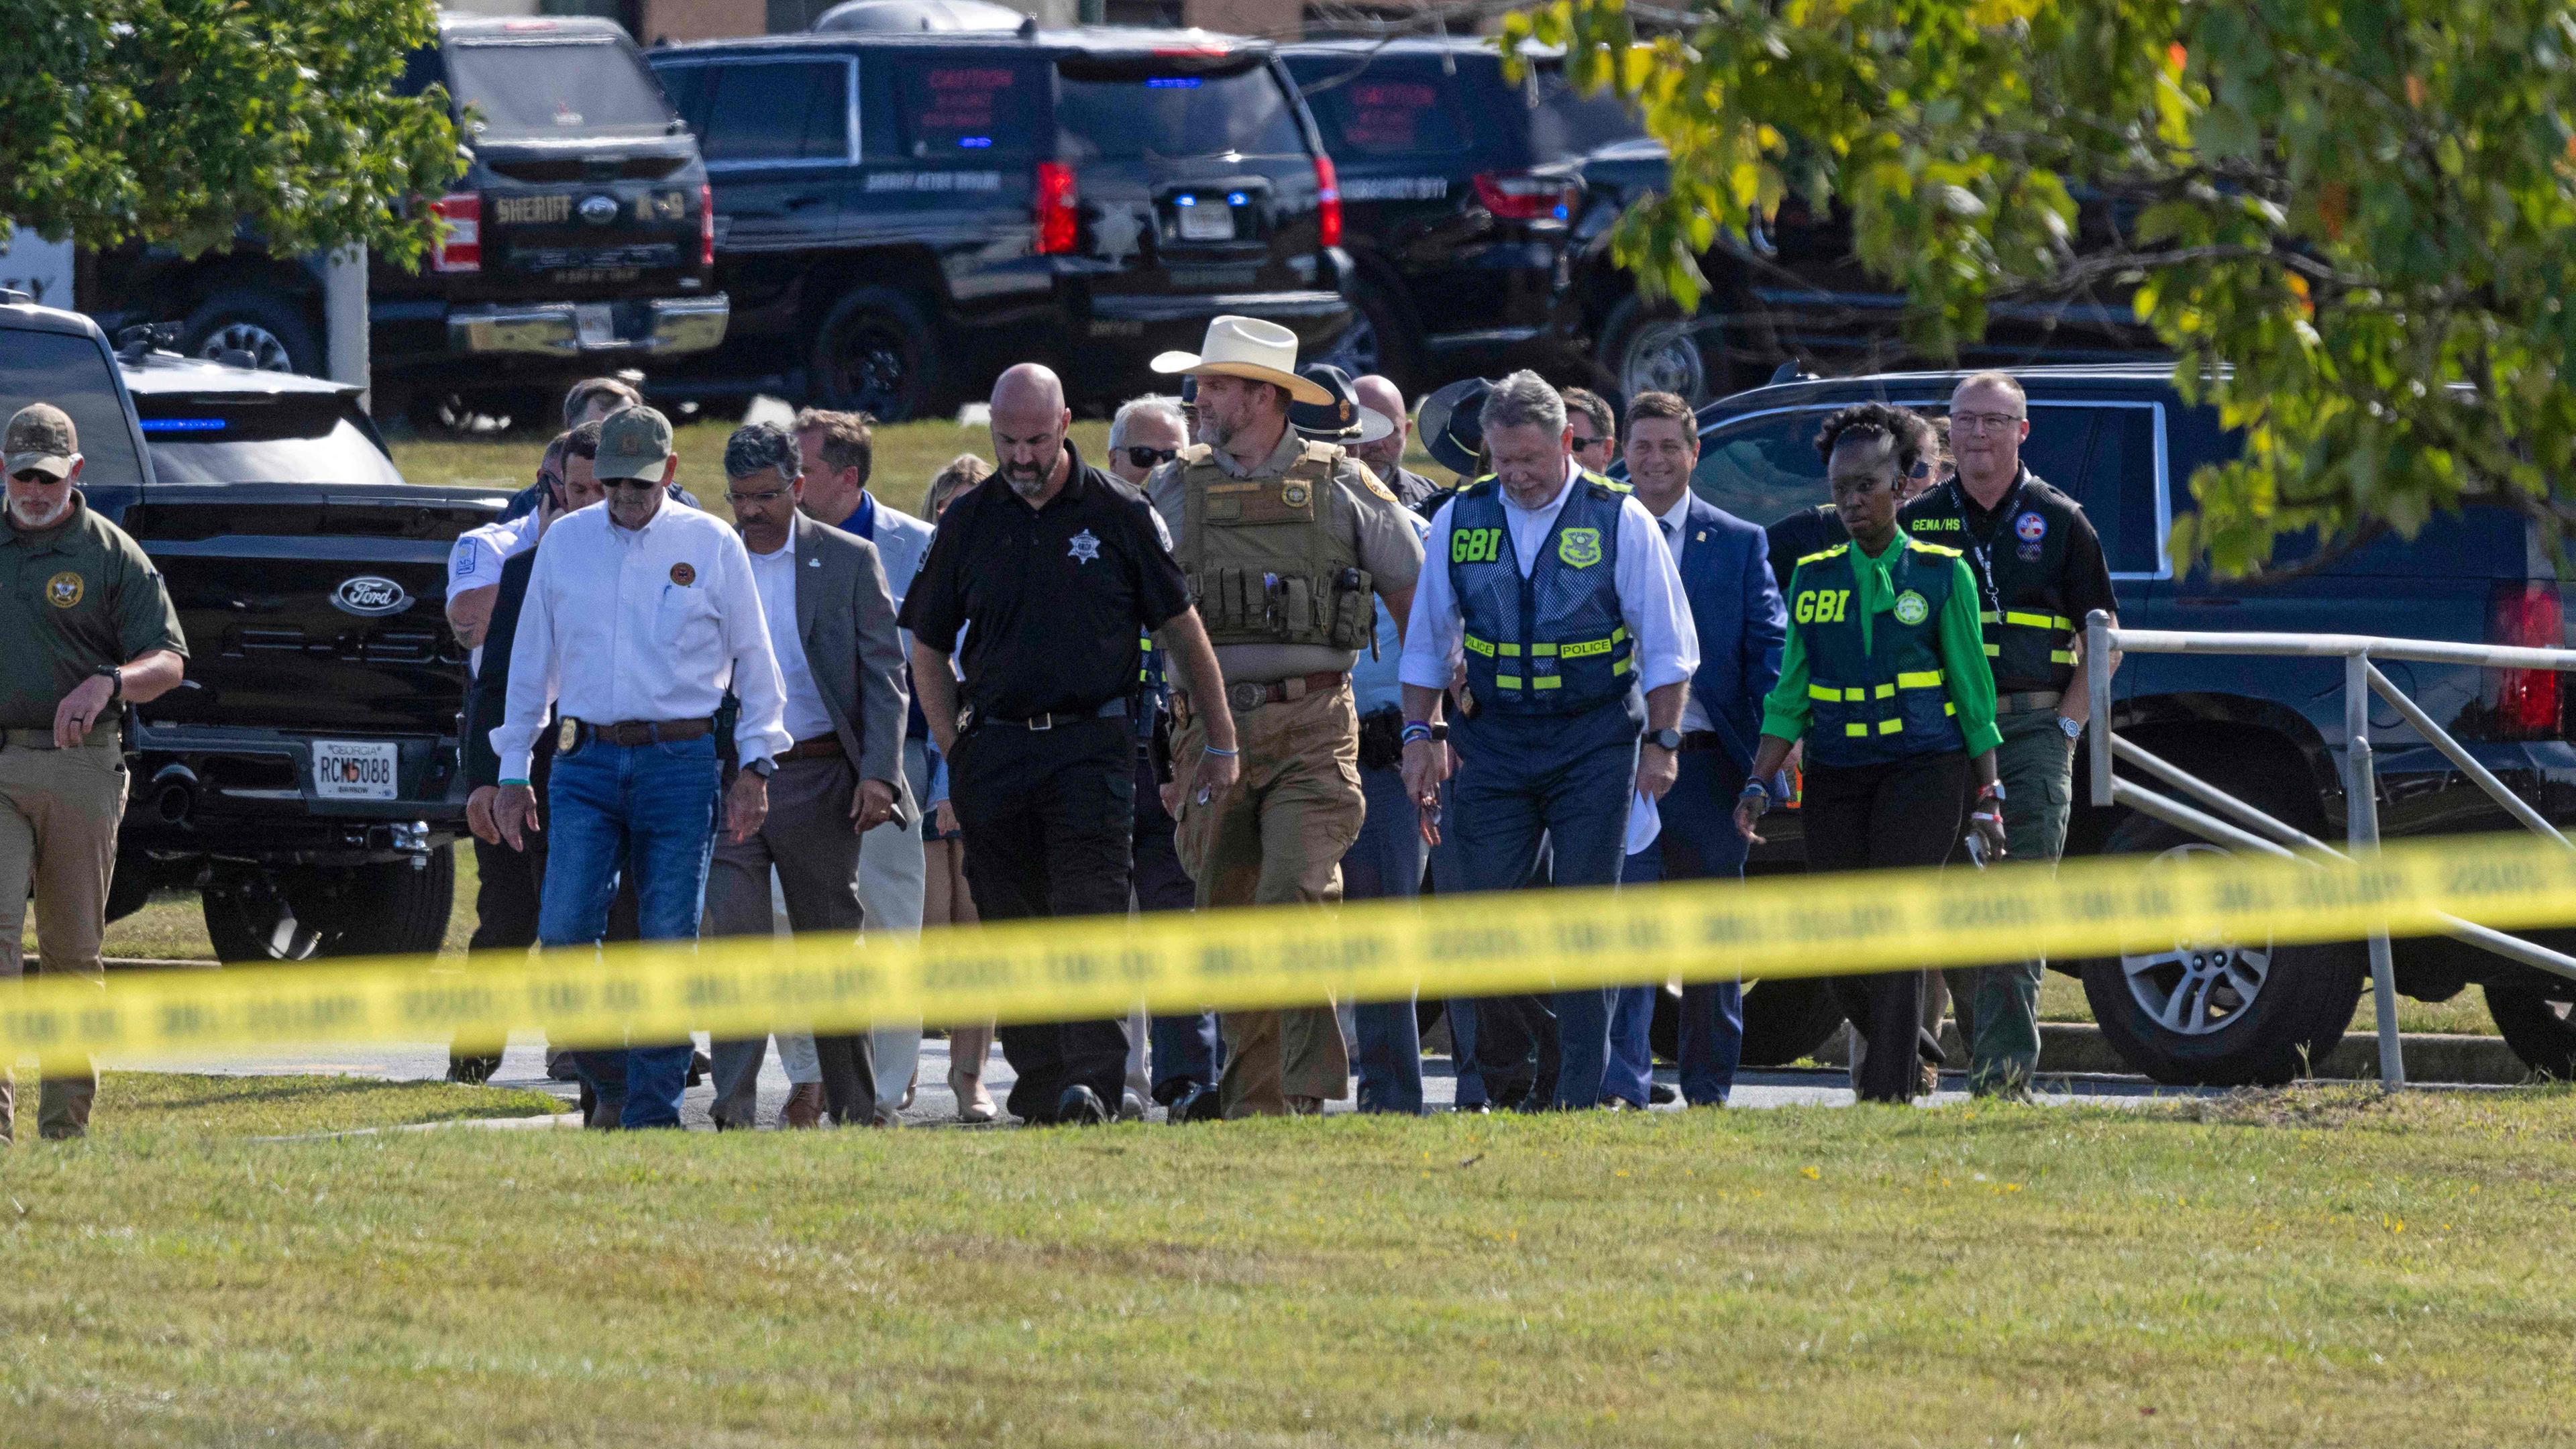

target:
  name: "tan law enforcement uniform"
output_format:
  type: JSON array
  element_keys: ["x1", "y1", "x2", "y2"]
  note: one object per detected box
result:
[
  {"x1": 1149, "y1": 427, "x2": 1424, "y2": 1117},
  {"x1": 1, "y1": 407, "x2": 188, "y2": 1142}
]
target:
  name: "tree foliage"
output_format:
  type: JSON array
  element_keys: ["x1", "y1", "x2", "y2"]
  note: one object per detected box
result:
[
  {"x1": 0, "y1": 0, "x2": 460, "y2": 268},
  {"x1": 1515, "y1": 0, "x2": 2576, "y2": 574}
]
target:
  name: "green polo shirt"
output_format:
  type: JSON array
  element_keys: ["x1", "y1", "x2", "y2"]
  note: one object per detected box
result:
[{"x1": 0, "y1": 494, "x2": 189, "y2": 729}]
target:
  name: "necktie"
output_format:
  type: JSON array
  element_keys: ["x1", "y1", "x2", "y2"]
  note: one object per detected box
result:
[{"x1": 1660, "y1": 519, "x2": 1674, "y2": 541}]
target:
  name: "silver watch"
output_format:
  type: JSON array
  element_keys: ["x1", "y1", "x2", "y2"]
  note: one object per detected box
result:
[{"x1": 2058, "y1": 714, "x2": 2083, "y2": 741}]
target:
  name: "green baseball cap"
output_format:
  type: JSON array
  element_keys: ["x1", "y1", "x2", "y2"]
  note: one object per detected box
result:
[
  {"x1": 594, "y1": 404, "x2": 675, "y2": 482},
  {"x1": 5, "y1": 402, "x2": 78, "y2": 480}
]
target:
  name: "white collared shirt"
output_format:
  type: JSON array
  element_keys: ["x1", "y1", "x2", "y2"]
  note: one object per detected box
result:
[
  {"x1": 748, "y1": 538, "x2": 837, "y2": 744},
  {"x1": 490, "y1": 500, "x2": 790, "y2": 780},
  {"x1": 1400, "y1": 456, "x2": 1700, "y2": 697},
  {"x1": 447, "y1": 511, "x2": 539, "y2": 602},
  {"x1": 1654, "y1": 491, "x2": 1715, "y2": 735}
]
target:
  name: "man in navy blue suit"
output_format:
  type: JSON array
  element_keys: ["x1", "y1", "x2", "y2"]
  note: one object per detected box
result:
[{"x1": 1609, "y1": 391, "x2": 1787, "y2": 1107}]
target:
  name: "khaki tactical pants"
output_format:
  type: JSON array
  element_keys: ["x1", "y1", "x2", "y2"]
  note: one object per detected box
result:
[
  {"x1": 0, "y1": 728, "x2": 128, "y2": 1142},
  {"x1": 1174, "y1": 682, "x2": 1362, "y2": 1117}
]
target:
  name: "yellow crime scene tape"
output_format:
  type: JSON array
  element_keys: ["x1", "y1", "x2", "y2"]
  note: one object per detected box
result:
[{"x1": 5, "y1": 833, "x2": 2573, "y2": 1069}]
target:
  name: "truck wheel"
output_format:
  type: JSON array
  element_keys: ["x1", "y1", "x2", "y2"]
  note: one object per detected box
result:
[
  {"x1": 202, "y1": 850, "x2": 454, "y2": 963},
  {"x1": 812, "y1": 287, "x2": 941, "y2": 422},
  {"x1": 105, "y1": 857, "x2": 156, "y2": 925},
  {"x1": 1739, "y1": 976, "x2": 1849, "y2": 1067},
  {"x1": 180, "y1": 288, "x2": 321, "y2": 376},
  {"x1": 2481, "y1": 977, "x2": 2576, "y2": 1079},
  {"x1": 1597, "y1": 294, "x2": 1717, "y2": 410},
  {"x1": 2077, "y1": 823, "x2": 2365, "y2": 1085}
]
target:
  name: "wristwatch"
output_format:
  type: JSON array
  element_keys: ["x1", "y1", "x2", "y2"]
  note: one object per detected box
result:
[
  {"x1": 1644, "y1": 727, "x2": 1684, "y2": 753},
  {"x1": 2058, "y1": 714, "x2": 2084, "y2": 741},
  {"x1": 94, "y1": 663, "x2": 123, "y2": 701},
  {"x1": 743, "y1": 757, "x2": 776, "y2": 780}
]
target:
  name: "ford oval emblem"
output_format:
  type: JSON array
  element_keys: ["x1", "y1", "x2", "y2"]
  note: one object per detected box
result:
[
  {"x1": 579, "y1": 194, "x2": 619, "y2": 225},
  {"x1": 333, "y1": 576, "x2": 413, "y2": 616}
]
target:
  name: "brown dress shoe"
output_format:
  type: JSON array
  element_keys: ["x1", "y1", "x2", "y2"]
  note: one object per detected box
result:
[{"x1": 781, "y1": 1083, "x2": 827, "y2": 1129}]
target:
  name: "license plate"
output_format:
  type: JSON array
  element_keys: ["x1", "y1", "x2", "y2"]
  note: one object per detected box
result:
[
  {"x1": 313, "y1": 741, "x2": 399, "y2": 801},
  {"x1": 1176, "y1": 199, "x2": 1236, "y2": 241},
  {"x1": 575, "y1": 303, "x2": 616, "y2": 347}
]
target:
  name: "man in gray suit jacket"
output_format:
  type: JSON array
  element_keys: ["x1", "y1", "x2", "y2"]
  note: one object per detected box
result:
[
  {"x1": 796, "y1": 408, "x2": 938, "y2": 1118},
  {"x1": 707, "y1": 423, "x2": 911, "y2": 1127}
]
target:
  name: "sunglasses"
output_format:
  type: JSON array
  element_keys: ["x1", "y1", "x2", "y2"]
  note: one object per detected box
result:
[
  {"x1": 10, "y1": 470, "x2": 61, "y2": 484},
  {"x1": 1571, "y1": 433, "x2": 1609, "y2": 451},
  {"x1": 1123, "y1": 445, "x2": 1178, "y2": 470},
  {"x1": 602, "y1": 477, "x2": 662, "y2": 492}
]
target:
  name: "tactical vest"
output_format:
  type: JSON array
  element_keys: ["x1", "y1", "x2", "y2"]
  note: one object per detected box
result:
[
  {"x1": 1448, "y1": 472, "x2": 1635, "y2": 716},
  {"x1": 1900, "y1": 474, "x2": 2080, "y2": 691},
  {"x1": 1177, "y1": 441, "x2": 1375, "y2": 651},
  {"x1": 1788, "y1": 537, "x2": 1968, "y2": 768}
]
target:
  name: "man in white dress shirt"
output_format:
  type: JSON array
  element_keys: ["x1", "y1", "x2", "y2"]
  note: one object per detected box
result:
[
  {"x1": 492, "y1": 405, "x2": 791, "y2": 1129},
  {"x1": 1396, "y1": 371, "x2": 1700, "y2": 1111}
]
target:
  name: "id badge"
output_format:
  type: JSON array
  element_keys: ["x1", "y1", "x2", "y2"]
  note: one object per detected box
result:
[{"x1": 557, "y1": 716, "x2": 582, "y2": 757}]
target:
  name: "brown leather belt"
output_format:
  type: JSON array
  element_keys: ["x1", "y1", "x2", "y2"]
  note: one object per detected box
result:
[
  {"x1": 777, "y1": 734, "x2": 844, "y2": 762},
  {"x1": 1220, "y1": 670, "x2": 1346, "y2": 714},
  {"x1": 588, "y1": 718, "x2": 712, "y2": 747},
  {"x1": 1995, "y1": 690, "x2": 2065, "y2": 716}
]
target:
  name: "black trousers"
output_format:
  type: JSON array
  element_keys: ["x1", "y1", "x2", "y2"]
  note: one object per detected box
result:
[
  {"x1": 950, "y1": 716, "x2": 1136, "y2": 1123},
  {"x1": 1801, "y1": 750, "x2": 1970, "y2": 1104},
  {"x1": 1133, "y1": 745, "x2": 1218, "y2": 1102}
]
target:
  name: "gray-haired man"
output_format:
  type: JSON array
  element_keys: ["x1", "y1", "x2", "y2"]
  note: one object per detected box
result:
[
  {"x1": 1397, "y1": 370, "x2": 1699, "y2": 1110},
  {"x1": 703, "y1": 422, "x2": 912, "y2": 1128}
]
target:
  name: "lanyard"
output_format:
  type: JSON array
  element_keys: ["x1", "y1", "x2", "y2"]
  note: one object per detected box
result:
[{"x1": 1949, "y1": 474, "x2": 2024, "y2": 622}]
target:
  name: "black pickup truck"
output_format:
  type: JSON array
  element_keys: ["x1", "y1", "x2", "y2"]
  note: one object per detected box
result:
[
  {"x1": 1, "y1": 296, "x2": 500, "y2": 962},
  {"x1": 78, "y1": 13, "x2": 727, "y2": 425},
  {"x1": 1672, "y1": 364, "x2": 2576, "y2": 1083}
]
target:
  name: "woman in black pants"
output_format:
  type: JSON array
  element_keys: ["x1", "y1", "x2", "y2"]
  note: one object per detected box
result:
[{"x1": 1734, "y1": 403, "x2": 2007, "y2": 1102}]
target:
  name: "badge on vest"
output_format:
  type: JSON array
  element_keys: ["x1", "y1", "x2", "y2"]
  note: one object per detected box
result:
[
  {"x1": 46, "y1": 571, "x2": 84, "y2": 608},
  {"x1": 669, "y1": 562, "x2": 696, "y2": 586},
  {"x1": 2015, "y1": 511, "x2": 2047, "y2": 543},
  {"x1": 1893, "y1": 590, "x2": 1930, "y2": 627},
  {"x1": 1068, "y1": 528, "x2": 1102, "y2": 564},
  {"x1": 1281, "y1": 482, "x2": 1311, "y2": 508},
  {"x1": 1557, "y1": 527, "x2": 1603, "y2": 569}
]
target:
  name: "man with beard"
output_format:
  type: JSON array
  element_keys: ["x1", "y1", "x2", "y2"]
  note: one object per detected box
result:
[
  {"x1": 1141, "y1": 318, "x2": 1425, "y2": 1119},
  {"x1": 0, "y1": 404, "x2": 189, "y2": 1142},
  {"x1": 902, "y1": 364, "x2": 1239, "y2": 1126}
]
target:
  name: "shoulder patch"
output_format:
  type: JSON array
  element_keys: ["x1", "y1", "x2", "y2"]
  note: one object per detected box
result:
[
  {"x1": 1796, "y1": 543, "x2": 1852, "y2": 566},
  {"x1": 1582, "y1": 472, "x2": 1633, "y2": 498},
  {"x1": 1457, "y1": 477, "x2": 1499, "y2": 500},
  {"x1": 1906, "y1": 538, "x2": 1964, "y2": 559}
]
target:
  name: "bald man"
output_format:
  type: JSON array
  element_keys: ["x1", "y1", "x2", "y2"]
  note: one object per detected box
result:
[
  {"x1": 1351, "y1": 374, "x2": 1440, "y2": 512},
  {"x1": 900, "y1": 364, "x2": 1240, "y2": 1126}
]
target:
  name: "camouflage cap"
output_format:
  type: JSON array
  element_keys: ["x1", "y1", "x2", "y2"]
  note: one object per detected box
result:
[
  {"x1": 722, "y1": 421, "x2": 802, "y2": 482},
  {"x1": 4, "y1": 402, "x2": 78, "y2": 481},
  {"x1": 594, "y1": 404, "x2": 676, "y2": 481}
]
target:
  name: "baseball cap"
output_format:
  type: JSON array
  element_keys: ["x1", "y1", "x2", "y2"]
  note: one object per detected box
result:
[
  {"x1": 5, "y1": 403, "x2": 78, "y2": 481},
  {"x1": 594, "y1": 405, "x2": 676, "y2": 482}
]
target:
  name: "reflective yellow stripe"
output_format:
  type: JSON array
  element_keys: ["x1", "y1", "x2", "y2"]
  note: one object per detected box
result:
[
  {"x1": 1872, "y1": 683, "x2": 1896, "y2": 700},
  {"x1": 1496, "y1": 642, "x2": 1522, "y2": 657},
  {"x1": 1979, "y1": 610, "x2": 2000, "y2": 625},
  {"x1": 1532, "y1": 676, "x2": 1564, "y2": 690},
  {"x1": 1983, "y1": 644, "x2": 2002, "y2": 657},
  {"x1": 1877, "y1": 718, "x2": 1904, "y2": 735},
  {"x1": 1808, "y1": 684, "x2": 1841, "y2": 702},
  {"x1": 1611, "y1": 656, "x2": 1633, "y2": 676},
  {"x1": 2050, "y1": 649, "x2": 2078, "y2": 665},
  {"x1": 1844, "y1": 687, "x2": 1869, "y2": 702},
  {"x1": 1495, "y1": 674, "x2": 1523, "y2": 688},
  {"x1": 1560, "y1": 637, "x2": 1617, "y2": 660},
  {"x1": 1529, "y1": 642, "x2": 1558, "y2": 657},
  {"x1": 1844, "y1": 722, "x2": 1870, "y2": 737},
  {"x1": 1611, "y1": 625, "x2": 1629, "y2": 643},
  {"x1": 2002, "y1": 610, "x2": 2075, "y2": 632},
  {"x1": 1896, "y1": 670, "x2": 1944, "y2": 690},
  {"x1": 1944, "y1": 702, "x2": 1958, "y2": 716},
  {"x1": 1463, "y1": 635, "x2": 1495, "y2": 657}
]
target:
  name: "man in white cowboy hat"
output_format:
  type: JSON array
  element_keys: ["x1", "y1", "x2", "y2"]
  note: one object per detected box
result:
[{"x1": 1142, "y1": 315, "x2": 1426, "y2": 1119}]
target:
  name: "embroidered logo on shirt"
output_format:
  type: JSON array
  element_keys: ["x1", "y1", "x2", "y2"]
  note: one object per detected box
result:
[
  {"x1": 669, "y1": 562, "x2": 696, "y2": 586},
  {"x1": 1068, "y1": 528, "x2": 1102, "y2": 564},
  {"x1": 1557, "y1": 527, "x2": 1603, "y2": 569},
  {"x1": 1280, "y1": 482, "x2": 1311, "y2": 508},
  {"x1": 46, "y1": 571, "x2": 83, "y2": 608},
  {"x1": 456, "y1": 551, "x2": 476, "y2": 577},
  {"x1": 1893, "y1": 590, "x2": 1930, "y2": 627},
  {"x1": 2015, "y1": 511, "x2": 2047, "y2": 544}
]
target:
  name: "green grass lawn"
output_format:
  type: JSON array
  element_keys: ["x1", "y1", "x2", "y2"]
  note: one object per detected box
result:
[{"x1": 3, "y1": 1077, "x2": 2572, "y2": 1446}]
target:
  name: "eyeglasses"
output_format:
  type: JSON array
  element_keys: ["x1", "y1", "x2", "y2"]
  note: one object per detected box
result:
[
  {"x1": 724, "y1": 488, "x2": 790, "y2": 506},
  {"x1": 1951, "y1": 411, "x2": 2025, "y2": 433},
  {"x1": 1123, "y1": 445, "x2": 1177, "y2": 470}
]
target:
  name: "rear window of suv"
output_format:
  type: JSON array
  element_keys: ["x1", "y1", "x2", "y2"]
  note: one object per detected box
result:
[
  {"x1": 894, "y1": 60, "x2": 1047, "y2": 157},
  {"x1": 445, "y1": 38, "x2": 676, "y2": 140},
  {"x1": 1055, "y1": 58, "x2": 1308, "y2": 162},
  {"x1": 1301, "y1": 65, "x2": 1472, "y2": 157},
  {"x1": 661, "y1": 57, "x2": 856, "y2": 165},
  {"x1": 1526, "y1": 63, "x2": 1644, "y2": 158},
  {"x1": 0, "y1": 330, "x2": 146, "y2": 491},
  {"x1": 136, "y1": 398, "x2": 405, "y2": 488}
]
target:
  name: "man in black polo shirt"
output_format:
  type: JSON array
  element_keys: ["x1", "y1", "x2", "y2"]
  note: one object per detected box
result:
[
  {"x1": 902, "y1": 363, "x2": 1240, "y2": 1126},
  {"x1": 1900, "y1": 370, "x2": 2120, "y2": 1097}
]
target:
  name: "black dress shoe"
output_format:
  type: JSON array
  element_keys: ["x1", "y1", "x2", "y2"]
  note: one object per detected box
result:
[
  {"x1": 445, "y1": 1055, "x2": 500, "y2": 1085},
  {"x1": 1648, "y1": 1082, "x2": 1679, "y2": 1106},
  {"x1": 1055, "y1": 1084, "x2": 1112, "y2": 1126},
  {"x1": 687, "y1": 1050, "x2": 714, "y2": 1087},
  {"x1": 1166, "y1": 1081, "x2": 1223, "y2": 1124}
]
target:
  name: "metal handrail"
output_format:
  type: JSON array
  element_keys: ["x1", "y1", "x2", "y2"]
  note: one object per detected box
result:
[{"x1": 2082, "y1": 609, "x2": 2576, "y2": 1089}]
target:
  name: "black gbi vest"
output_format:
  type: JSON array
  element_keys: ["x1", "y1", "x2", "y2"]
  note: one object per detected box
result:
[
  {"x1": 1901, "y1": 470, "x2": 2080, "y2": 692},
  {"x1": 1787, "y1": 537, "x2": 1968, "y2": 768}
]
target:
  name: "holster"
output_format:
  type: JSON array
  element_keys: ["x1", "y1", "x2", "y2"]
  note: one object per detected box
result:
[{"x1": 1356, "y1": 705, "x2": 1405, "y2": 772}]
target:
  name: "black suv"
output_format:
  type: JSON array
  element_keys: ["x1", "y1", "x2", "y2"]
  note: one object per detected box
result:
[
  {"x1": 647, "y1": 26, "x2": 1352, "y2": 419},
  {"x1": 1672, "y1": 364, "x2": 2576, "y2": 1083},
  {"x1": 1, "y1": 296, "x2": 502, "y2": 963},
  {"x1": 1281, "y1": 38, "x2": 1646, "y2": 392},
  {"x1": 80, "y1": 13, "x2": 727, "y2": 423}
]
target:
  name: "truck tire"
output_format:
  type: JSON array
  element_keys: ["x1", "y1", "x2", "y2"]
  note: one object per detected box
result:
[
  {"x1": 2481, "y1": 977, "x2": 2576, "y2": 1079},
  {"x1": 1739, "y1": 977, "x2": 1849, "y2": 1067},
  {"x1": 812, "y1": 286, "x2": 941, "y2": 422},
  {"x1": 202, "y1": 849, "x2": 454, "y2": 963},
  {"x1": 180, "y1": 288, "x2": 321, "y2": 376},
  {"x1": 2077, "y1": 821, "x2": 2365, "y2": 1085},
  {"x1": 1597, "y1": 294, "x2": 1718, "y2": 411}
]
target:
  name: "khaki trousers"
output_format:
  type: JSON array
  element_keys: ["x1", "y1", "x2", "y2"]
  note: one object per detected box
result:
[
  {"x1": 1173, "y1": 682, "x2": 1362, "y2": 1118},
  {"x1": 0, "y1": 729, "x2": 128, "y2": 1142}
]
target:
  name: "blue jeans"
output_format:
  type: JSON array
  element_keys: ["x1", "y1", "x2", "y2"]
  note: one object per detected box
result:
[
  {"x1": 1342, "y1": 761, "x2": 1426, "y2": 1113},
  {"x1": 1615, "y1": 749, "x2": 1751, "y2": 1106},
  {"x1": 538, "y1": 736, "x2": 721, "y2": 1129},
  {"x1": 1452, "y1": 700, "x2": 1640, "y2": 1110}
]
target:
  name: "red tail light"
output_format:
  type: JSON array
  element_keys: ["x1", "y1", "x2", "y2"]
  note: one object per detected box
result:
[
  {"x1": 698, "y1": 182, "x2": 715, "y2": 268},
  {"x1": 2485, "y1": 580, "x2": 2565, "y2": 739},
  {"x1": 1313, "y1": 155, "x2": 1342, "y2": 248},
  {"x1": 1034, "y1": 162, "x2": 1078, "y2": 255},
  {"x1": 429, "y1": 193, "x2": 481, "y2": 274},
  {"x1": 1471, "y1": 171, "x2": 1578, "y2": 222}
]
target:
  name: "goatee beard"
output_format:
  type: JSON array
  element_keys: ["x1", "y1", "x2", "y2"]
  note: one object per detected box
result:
[
  {"x1": 8, "y1": 496, "x2": 66, "y2": 529},
  {"x1": 1006, "y1": 468, "x2": 1048, "y2": 500}
]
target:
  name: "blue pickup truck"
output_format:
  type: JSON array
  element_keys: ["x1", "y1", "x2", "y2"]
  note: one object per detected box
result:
[{"x1": 1682, "y1": 363, "x2": 2576, "y2": 1085}]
